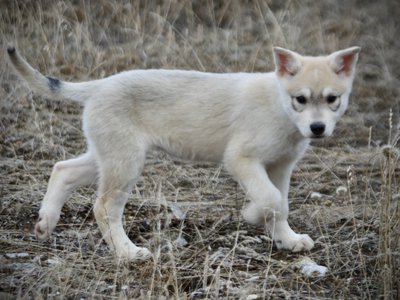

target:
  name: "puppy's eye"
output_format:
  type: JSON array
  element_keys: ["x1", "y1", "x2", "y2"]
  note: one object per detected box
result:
[
  {"x1": 327, "y1": 95, "x2": 338, "y2": 104},
  {"x1": 295, "y1": 96, "x2": 307, "y2": 105}
]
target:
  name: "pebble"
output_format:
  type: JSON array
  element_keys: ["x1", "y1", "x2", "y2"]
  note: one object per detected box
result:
[
  {"x1": 336, "y1": 186, "x2": 348, "y2": 196},
  {"x1": 5, "y1": 252, "x2": 29, "y2": 259},
  {"x1": 47, "y1": 258, "x2": 63, "y2": 266},
  {"x1": 310, "y1": 192, "x2": 322, "y2": 200},
  {"x1": 174, "y1": 236, "x2": 188, "y2": 247},
  {"x1": 169, "y1": 203, "x2": 186, "y2": 220},
  {"x1": 297, "y1": 257, "x2": 328, "y2": 278}
]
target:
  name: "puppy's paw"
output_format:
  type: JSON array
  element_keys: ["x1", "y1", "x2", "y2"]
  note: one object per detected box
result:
[
  {"x1": 35, "y1": 215, "x2": 57, "y2": 240},
  {"x1": 116, "y1": 245, "x2": 153, "y2": 261},
  {"x1": 275, "y1": 233, "x2": 314, "y2": 252}
]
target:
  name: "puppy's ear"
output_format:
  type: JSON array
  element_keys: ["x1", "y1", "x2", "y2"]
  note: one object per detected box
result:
[
  {"x1": 273, "y1": 47, "x2": 302, "y2": 77},
  {"x1": 329, "y1": 47, "x2": 361, "y2": 76}
]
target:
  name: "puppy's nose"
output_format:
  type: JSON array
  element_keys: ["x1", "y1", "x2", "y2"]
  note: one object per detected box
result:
[{"x1": 310, "y1": 122, "x2": 325, "y2": 136}]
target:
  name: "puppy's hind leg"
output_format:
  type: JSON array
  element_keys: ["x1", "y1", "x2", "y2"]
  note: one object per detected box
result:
[
  {"x1": 36, "y1": 152, "x2": 97, "y2": 239},
  {"x1": 93, "y1": 150, "x2": 152, "y2": 261}
]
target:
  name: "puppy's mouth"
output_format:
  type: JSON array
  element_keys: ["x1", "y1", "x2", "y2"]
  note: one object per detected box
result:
[{"x1": 310, "y1": 134, "x2": 326, "y2": 139}]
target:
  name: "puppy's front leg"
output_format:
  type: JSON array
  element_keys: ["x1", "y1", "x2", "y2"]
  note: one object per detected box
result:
[
  {"x1": 225, "y1": 156, "x2": 314, "y2": 252},
  {"x1": 268, "y1": 164, "x2": 314, "y2": 252},
  {"x1": 225, "y1": 157, "x2": 282, "y2": 224}
]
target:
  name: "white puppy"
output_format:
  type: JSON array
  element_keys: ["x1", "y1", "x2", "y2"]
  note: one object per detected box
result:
[{"x1": 7, "y1": 46, "x2": 360, "y2": 260}]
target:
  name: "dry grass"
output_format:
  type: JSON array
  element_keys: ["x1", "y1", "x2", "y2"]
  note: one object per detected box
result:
[{"x1": 1, "y1": 0, "x2": 399, "y2": 299}]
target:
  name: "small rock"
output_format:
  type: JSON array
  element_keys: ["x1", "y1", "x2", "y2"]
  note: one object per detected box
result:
[
  {"x1": 5, "y1": 252, "x2": 29, "y2": 259},
  {"x1": 335, "y1": 186, "x2": 347, "y2": 196},
  {"x1": 191, "y1": 287, "x2": 210, "y2": 298},
  {"x1": 174, "y1": 236, "x2": 188, "y2": 247},
  {"x1": 47, "y1": 258, "x2": 63, "y2": 266},
  {"x1": 310, "y1": 192, "x2": 322, "y2": 200},
  {"x1": 169, "y1": 203, "x2": 186, "y2": 220},
  {"x1": 296, "y1": 257, "x2": 328, "y2": 278}
]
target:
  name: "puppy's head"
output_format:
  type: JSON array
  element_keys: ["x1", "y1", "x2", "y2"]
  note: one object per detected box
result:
[{"x1": 273, "y1": 46, "x2": 360, "y2": 139}]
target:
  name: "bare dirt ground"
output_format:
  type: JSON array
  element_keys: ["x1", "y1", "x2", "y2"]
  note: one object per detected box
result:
[{"x1": 1, "y1": 1, "x2": 399, "y2": 299}]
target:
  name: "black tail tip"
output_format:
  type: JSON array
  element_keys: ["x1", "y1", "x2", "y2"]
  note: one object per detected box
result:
[{"x1": 7, "y1": 47, "x2": 16, "y2": 55}]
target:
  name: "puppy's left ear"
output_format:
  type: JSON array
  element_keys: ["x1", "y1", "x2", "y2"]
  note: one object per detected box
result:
[{"x1": 329, "y1": 46, "x2": 361, "y2": 76}]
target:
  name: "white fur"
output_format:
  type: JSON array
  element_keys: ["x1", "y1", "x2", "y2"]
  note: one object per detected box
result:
[{"x1": 7, "y1": 46, "x2": 360, "y2": 260}]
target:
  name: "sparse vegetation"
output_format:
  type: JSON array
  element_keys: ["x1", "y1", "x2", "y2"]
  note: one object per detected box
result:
[{"x1": 1, "y1": 0, "x2": 399, "y2": 299}]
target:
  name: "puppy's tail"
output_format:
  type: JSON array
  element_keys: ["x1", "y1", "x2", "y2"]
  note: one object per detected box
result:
[{"x1": 7, "y1": 47, "x2": 99, "y2": 102}]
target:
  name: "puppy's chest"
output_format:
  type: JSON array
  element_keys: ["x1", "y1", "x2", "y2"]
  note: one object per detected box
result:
[{"x1": 259, "y1": 133, "x2": 309, "y2": 165}]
